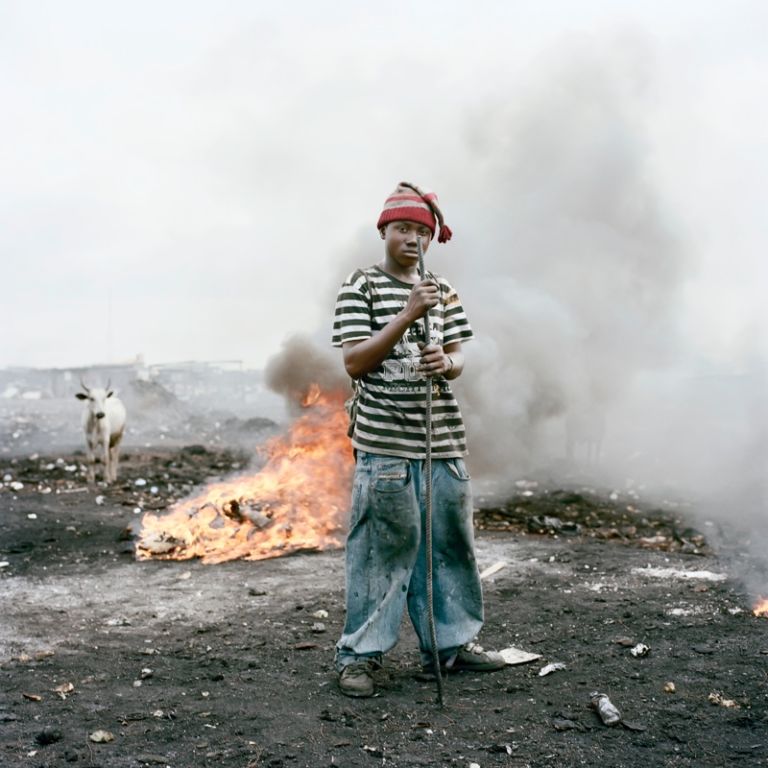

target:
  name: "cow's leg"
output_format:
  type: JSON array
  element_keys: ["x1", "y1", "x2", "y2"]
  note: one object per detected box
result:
[
  {"x1": 109, "y1": 438, "x2": 122, "y2": 483},
  {"x1": 86, "y1": 438, "x2": 96, "y2": 485}
]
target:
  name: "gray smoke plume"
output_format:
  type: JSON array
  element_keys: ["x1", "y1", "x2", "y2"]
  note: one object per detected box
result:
[
  {"x1": 264, "y1": 334, "x2": 349, "y2": 416},
  {"x1": 434, "y1": 41, "x2": 688, "y2": 494},
  {"x1": 266, "y1": 39, "x2": 767, "y2": 587}
]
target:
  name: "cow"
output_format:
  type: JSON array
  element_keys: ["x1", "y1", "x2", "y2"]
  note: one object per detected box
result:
[{"x1": 75, "y1": 379, "x2": 127, "y2": 484}]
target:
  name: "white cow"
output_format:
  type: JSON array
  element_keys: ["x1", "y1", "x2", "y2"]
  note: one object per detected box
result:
[{"x1": 75, "y1": 379, "x2": 127, "y2": 484}]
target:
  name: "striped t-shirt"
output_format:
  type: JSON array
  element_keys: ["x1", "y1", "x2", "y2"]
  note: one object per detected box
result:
[{"x1": 332, "y1": 266, "x2": 474, "y2": 459}]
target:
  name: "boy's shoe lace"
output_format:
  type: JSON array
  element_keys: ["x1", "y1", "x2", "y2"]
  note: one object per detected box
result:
[{"x1": 338, "y1": 661, "x2": 375, "y2": 698}]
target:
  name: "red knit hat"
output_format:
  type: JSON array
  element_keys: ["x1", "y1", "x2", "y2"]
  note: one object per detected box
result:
[{"x1": 376, "y1": 181, "x2": 453, "y2": 243}]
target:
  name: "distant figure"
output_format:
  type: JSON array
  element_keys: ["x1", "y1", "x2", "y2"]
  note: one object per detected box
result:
[
  {"x1": 75, "y1": 380, "x2": 127, "y2": 484},
  {"x1": 566, "y1": 405, "x2": 606, "y2": 466}
]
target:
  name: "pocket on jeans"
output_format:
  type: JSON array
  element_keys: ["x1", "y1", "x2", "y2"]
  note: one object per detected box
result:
[
  {"x1": 373, "y1": 460, "x2": 411, "y2": 493},
  {"x1": 445, "y1": 457, "x2": 471, "y2": 481}
]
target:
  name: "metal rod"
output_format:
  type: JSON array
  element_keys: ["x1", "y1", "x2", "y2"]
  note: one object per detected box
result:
[{"x1": 418, "y1": 236, "x2": 445, "y2": 708}]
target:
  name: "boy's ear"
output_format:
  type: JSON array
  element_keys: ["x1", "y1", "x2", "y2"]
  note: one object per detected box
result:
[{"x1": 379, "y1": 227, "x2": 386, "y2": 239}]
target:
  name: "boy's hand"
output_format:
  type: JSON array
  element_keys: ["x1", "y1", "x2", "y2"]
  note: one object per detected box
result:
[
  {"x1": 403, "y1": 280, "x2": 439, "y2": 321},
  {"x1": 418, "y1": 343, "x2": 451, "y2": 377}
]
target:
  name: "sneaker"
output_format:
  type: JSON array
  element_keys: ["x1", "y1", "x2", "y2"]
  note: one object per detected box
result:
[
  {"x1": 448, "y1": 642, "x2": 507, "y2": 672},
  {"x1": 338, "y1": 662, "x2": 375, "y2": 698},
  {"x1": 420, "y1": 642, "x2": 507, "y2": 678}
]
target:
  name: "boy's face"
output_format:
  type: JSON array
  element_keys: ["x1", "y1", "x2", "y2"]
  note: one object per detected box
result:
[{"x1": 381, "y1": 220, "x2": 432, "y2": 270}]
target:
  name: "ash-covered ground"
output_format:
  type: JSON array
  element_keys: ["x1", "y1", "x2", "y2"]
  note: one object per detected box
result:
[{"x1": 1, "y1": 395, "x2": 767, "y2": 768}]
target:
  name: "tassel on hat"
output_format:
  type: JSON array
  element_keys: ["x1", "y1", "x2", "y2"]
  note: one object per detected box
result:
[{"x1": 376, "y1": 181, "x2": 453, "y2": 243}]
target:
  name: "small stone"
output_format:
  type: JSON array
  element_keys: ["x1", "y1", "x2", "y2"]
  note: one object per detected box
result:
[{"x1": 35, "y1": 727, "x2": 63, "y2": 745}]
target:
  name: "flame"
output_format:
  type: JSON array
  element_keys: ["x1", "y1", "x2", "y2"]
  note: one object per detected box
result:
[
  {"x1": 136, "y1": 388, "x2": 353, "y2": 564},
  {"x1": 753, "y1": 596, "x2": 768, "y2": 617}
]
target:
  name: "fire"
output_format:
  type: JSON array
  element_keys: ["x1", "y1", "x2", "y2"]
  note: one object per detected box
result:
[
  {"x1": 136, "y1": 388, "x2": 353, "y2": 564},
  {"x1": 753, "y1": 597, "x2": 768, "y2": 617}
]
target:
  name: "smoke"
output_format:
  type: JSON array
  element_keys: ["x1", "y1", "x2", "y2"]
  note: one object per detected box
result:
[
  {"x1": 264, "y1": 334, "x2": 349, "y2": 416},
  {"x1": 422, "y1": 40, "x2": 687, "y2": 492},
  {"x1": 263, "y1": 37, "x2": 767, "y2": 578}
]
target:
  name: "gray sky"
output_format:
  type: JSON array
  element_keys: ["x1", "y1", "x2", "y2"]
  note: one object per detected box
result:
[{"x1": 1, "y1": 0, "x2": 766, "y2": 372}]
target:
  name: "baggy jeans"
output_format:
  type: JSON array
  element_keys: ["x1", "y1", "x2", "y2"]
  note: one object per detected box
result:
[{"x1": 335, "y1": 451, "x2": 484, "y2": 670}]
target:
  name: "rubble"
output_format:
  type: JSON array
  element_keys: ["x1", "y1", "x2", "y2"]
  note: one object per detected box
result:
[{"x1": 475, "y1": 486, "x2": 710, "y2": 554}]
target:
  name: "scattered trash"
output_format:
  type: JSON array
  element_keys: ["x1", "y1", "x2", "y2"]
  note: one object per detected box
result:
[
  {"x1": 140, "y1": 668, "x2": 153, "y2": 679},
  {"x1": 89, "y1": 730, "x2": 115, "y2": 743},
  {"x1": 10, "y1": 481, "x2": 24, "y2": 491},
  {"x1": 499, "y1": 647, "x2": 541, "y2": 666},
  {"x1": 53, "y1": 682, "x2": 74, "y2": 699},
  {"x1": 95, "y1": 495, "x2": 106, "y2": 505},
  {"x1": 310, "y1": 622, "x2": 326, "y2": 633},
  {"x1": 664, "y1": 681, "x2": 676, "y2": 693},
  {"x1": 539, "y1": 662, "x2": 566, "y2": 677},
  {"x1": 708, "y1": 692, "x2": 739, "y2": 708},
  {"x1": 615, "y1": 636, "x2": 635, "y2": 647},
  {"x1": 22, "y1": 693, "x2": 42, "y2": 702},
  {"x1": 590, "y1": 691, "x2": 621, "y2": 725},
  {"x1": 0, "y1": 562, "x2": 10, "y2": 569},
  {"x1": 480, "y1": 561, "x2": 507, "y2": 580},
  {"x1": 311, "y1": 609, "x2": 328, "y2": 619},
  {"x1": 630, "y1": 643, "x2": 650, "y2": 658},
  {"x1": 135, "y1": 478, "x2": 147, "y2": 487},
  {"x1": 527, "y1": 515, "x2": 581, "y2": 536},
  {"x1": 27, "y1": 513, "x2": 37, "y2": 520}
]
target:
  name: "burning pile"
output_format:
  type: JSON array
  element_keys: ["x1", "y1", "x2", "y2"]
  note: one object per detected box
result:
[
  {"x1": 753, "y1": 597, "x2": 768, "y2": 617},
  {"x1": 136, "y1": 386, "x2": 353, "y2": 564}
]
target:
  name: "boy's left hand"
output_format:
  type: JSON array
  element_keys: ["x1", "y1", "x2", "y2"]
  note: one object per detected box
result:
[{"x1": 418, "y1": 343, "x2": 450, "y2": 377}]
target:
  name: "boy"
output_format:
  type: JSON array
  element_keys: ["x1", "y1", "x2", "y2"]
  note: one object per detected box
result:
[{"x1": 331, "y1": 182, "x2": 505, "y2": 698}]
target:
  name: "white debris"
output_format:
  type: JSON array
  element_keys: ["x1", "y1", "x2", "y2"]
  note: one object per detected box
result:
[
  {"x1": 10, "y1": 481, "x2": 24, "y2": 491},
  {"x1": 311, "y1": 609, "x2": 329, "y2": 619},
  {"x1": 630, "y1": 643, "x2": 650, "y2": 657},
  {"x1": 3, "y1": 473, "x2": 12, "y2": 482},
  {"x1": 134, "y1": 478, "x2": 147, "y2": 487},
  {"x1": 538, "y1": 662, "x2": 566, "y2": 677},
  {"x1": 89, "y1": 730, "x2": 115, "y2": 743},
  {"x1": 631, "y1": 566, "x2": 727, "y2": 582},
  {"x1": 667, "y1": 606, "x2": 707, "y2": 617},
  {"x1": 0, "y1": 562, "x2": 10, "y2": 569},
  {"x1": 480, "y1": 561, "x2": 507, "y2": 580},
  {"x1": 27, "y1": 513, "x2": 37, "y2": 520},
  {"x1": 95, "y1": 495, "x2": 106, "y2": 505},
  {"x1": 499, "y1": 647, "x2": 541, "y2": 665}
]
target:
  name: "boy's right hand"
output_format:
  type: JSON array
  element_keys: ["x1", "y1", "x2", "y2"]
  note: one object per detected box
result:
[{"x1": 403, "y1": 280, "x2": 439, "y2": 321}]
